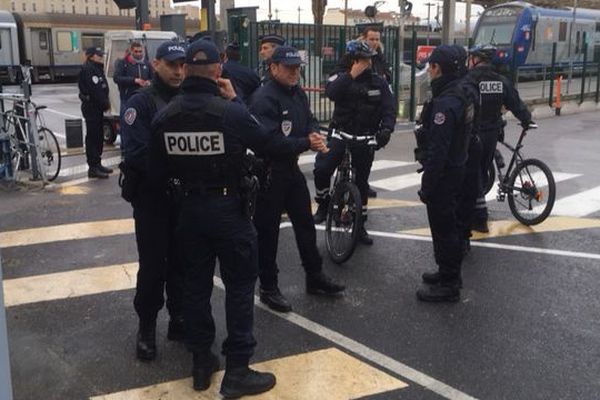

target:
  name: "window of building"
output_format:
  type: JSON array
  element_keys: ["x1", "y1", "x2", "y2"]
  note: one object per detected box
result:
[
  {"x1": 62, "y1": 4, "x2": 66, "y2": 13},
  {"x1": 85, "y1": 6, "x2": 89, "y2": 14},
  {"x1": 72, "y1": 5, "x2": 76, "y2": 13},
  {"x1": 95, "y1": 7, "x2": 98, "y2": 14},
  {"x1": 32, "y1": 3, "x2": 36, "y2": 11},
  {"x1": 161, "y1": 1, "x2": 164, "y2": 8},
  {"x1": 50, "y1": 4, "x2": 54, "y2": 12},
  {"x1": 57, "y1": 31, "x2": 73, "y2": 52},
  {"x1": 22, "y1": 3, "x2": 26, "y2": 11},
  {"x1": 559, "y1": 21, "x2": 567, "y2": 42},
  {"x1": 105, "y1": 7, "x2": 108, "y2": 14}
]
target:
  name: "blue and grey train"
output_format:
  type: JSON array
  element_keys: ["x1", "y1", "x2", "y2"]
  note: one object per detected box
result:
[{"x1": 472, "y1": 1, "x2": 600, "y2": 68}]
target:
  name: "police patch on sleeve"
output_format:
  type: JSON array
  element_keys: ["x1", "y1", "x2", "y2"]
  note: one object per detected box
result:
[
  {"x1": 124, "y1": 108, "x2": 137, "y2": 125},
  {"x1": 434, "y1": 112, "x2": 446, "y2": 125},
  {"x1": 92, "y1": 75, "x2": 99, "y2": 84},
  {"x1": 328, "y1": 74, "x2": 338, "y2": 82},
  {"x1": 281, "y1": 120, "x2": 292, "y2": 136}
]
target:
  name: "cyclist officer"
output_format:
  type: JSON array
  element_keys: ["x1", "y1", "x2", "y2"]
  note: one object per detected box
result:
[
  {"x1": 414, "y1": 45, "x2": 474, "y2": 303},
  {"x1": 313, "y1": 40, "x2": 396, "y2": 245},
  {"x1": 467, "y1": 45, "x2": 532, "y2": 233},
  {"x1": 78, "y1": 47, "x2": 111, "y2": 179},
  {"x1": 249, "y1": 46, "x2": 345, "y2": 313},
  {"x1": 148, "y1": 39, "x2": 322, "y2": 397}
]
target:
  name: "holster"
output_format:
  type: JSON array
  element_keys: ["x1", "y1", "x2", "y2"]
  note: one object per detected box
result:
[
  {"x1": 118, "y1": 161, "x2": 143, "y2": 203},
  {"x1": 239, "y1": 174, "x2": 259, "y2": 217}
]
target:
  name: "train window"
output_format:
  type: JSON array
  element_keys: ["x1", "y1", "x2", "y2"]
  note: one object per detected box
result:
[
  {"x1": 559, "y1": 22, "x2": 567, "y2": 42},
  {"x1": 39, "y1": 32, "x2": 48, "y2": 50},
  {"x1": 57, "y1": 31, "x2": 73, "y2": 52},
  {"x1": 82, "y1": 34, "x2": 103, "y2": 50}
]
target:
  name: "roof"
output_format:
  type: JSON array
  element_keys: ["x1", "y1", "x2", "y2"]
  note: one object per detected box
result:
[{"x1": 476, "y1": 0, "x2": 600, "y2": 9}]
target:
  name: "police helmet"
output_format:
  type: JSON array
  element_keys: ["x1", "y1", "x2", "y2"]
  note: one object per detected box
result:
[
  {"x1": 468, "y1": 45, "x2": 497, "y2": 61},
  {"x1": 345, "y1": 40, "x2": 376, "y2": 59}
]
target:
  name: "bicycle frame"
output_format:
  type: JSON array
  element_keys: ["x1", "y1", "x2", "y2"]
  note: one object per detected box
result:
[{"x1": 494, "y1": 128, "x2": 530, "y2": 201}]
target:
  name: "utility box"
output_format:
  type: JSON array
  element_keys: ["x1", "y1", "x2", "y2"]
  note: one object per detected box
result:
[{"x1": 65, "y1": 119, "x2": 83, "y2": 148}]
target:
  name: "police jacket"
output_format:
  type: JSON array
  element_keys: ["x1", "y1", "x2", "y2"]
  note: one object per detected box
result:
[
  {"x1": 335, "y1": 52, "x2": 392, "y2": 83},
  {"x1": 326, "y1": 68, "x2": 396, "y2": 135},
  {"x1": 249, "y1": 79, "x2": 319, "y2": 168},
  {"x1": 113, "y1": 55, "x2": 153, "y2": 103},
  {"x1": 120, "y1": 74, "x2": 179, "y2": 171},
  {"x1": 222, "y1": 60, "x2": 260, "y2": 103},
  {"x1": 467, "y1": 64, "x2": 531, "y2": 132},
  {"x1": 418, "y1": 74, "x2": 474, "y2": 197},
  {"x1": 149, "y1": 76, "x2": 311, "y2": 191},
  {"x1": 78, "y1": 60, "x2": 109, "y2": 111}
]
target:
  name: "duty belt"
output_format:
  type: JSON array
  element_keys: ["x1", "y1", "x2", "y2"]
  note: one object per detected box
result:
[{"x1": 179, "y1": 181, "x2": 237, "y2": 197}]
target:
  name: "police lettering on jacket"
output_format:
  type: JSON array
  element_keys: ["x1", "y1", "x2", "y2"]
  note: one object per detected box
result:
[{"x1": 164, "y1": 132, "x2": 225, "y2": 155}]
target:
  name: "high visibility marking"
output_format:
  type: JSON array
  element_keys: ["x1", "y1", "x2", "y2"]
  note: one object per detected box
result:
[
  {"x1": 90, "y1": 348, "x2": 407, "y2": 400},
  {"x1": 370, "y1": 172, "x2": 421, "y2": 191},
  {"x1": 0, "y1": 219, "x2": 134, "y2": 248}
]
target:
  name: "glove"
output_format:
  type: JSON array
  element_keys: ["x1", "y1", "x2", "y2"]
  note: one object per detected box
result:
[{"x1": 375, "y1": 128, "x2": 392, "y2": 149}]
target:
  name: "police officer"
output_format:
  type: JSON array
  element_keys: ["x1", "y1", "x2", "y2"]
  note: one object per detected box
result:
[
  {"x1": 148, "y1": 39, "x2": 324, "y2": 397},
  {"x1": 415, "y1": 45, "x2": 474, "y2": 302},
  {"x1": 78, "y1": 47, "x2": 111, "y2": 179},
  {"x1": 258, "y1": 34, "x2": 286, "y2": 85},
  {"x1": 119, "y1": 41, "x2": 186, "y2": 361},
  {"x1": 313, "y1": 40, "x2": 396, "y2": 245},
  {"x1": 113, "y1": 42, "x2": 152, "y2": 112},
  {"x1": 222, "y1": 41, "x2": 260, "y2": 103},
  {"x1": 467, "y1": 45, "x2": 532, "y2": 233},
  {"x1": 249, "y1": 46, "x2": 345, "y2": 313}
]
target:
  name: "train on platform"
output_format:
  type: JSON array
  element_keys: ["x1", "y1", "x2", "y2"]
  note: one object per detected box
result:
[
  {"x1": 472, "y1": 1, "x2": 600, "y2": 68},
  {"x1": 0, "y1": 10, "x2": 199, "y2": 84}
]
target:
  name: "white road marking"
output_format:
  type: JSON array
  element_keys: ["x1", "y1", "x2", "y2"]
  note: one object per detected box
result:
[
  {"x1": 547, "y1": 186, "x2": 600, "y2": 217},
  {"x1": 58, "y1": 156, "x2": 121, "y2": 177},
  {"x1": 485, "y1": 172, "x2": 581, "y2": 202},
  {"x1": 43, "y1": 108, "x2": 85, "y2": 121},
  {"x1": 298, "y1": 154, "x2": 316, "y2": 165},
  {"x1": 370, "y1": 160, "x2": 417, "y2": 171},
  {"x1": 370, "y1": 172, "x2": 421, "y2": 191}
]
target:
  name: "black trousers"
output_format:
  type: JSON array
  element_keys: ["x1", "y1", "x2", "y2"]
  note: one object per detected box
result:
[
  {"x1": 178, "y1": 193, "x2": 257, "y2": 367},
  {"x1": 475, "y1": 127, "x2": 502, "y2": 220},
  {"x1": 82, "y1": 103, "x2": 104, "y2": 168},
  {"x1": 457, "y1": 136, "x2": 483, "y2": 240},
  {"x1": 426, "y1": 167, "x2": 465, "y2": 283},
  {"x1": 131, "y1": 181, "x2": 184, "y2": 322},
  {"x1": 254, "y1": 165, "x2": 322, "y2": 290},
  {"x1": 313, "y1": 138, "x2": 374, "y2": 210}
]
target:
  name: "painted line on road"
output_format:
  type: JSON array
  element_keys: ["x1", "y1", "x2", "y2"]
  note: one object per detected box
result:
[
  {"x1": 370, "y1": 172, "x2": 421, "y2": 191},
  {"x1": 543, "y1": 185, "x2": 600, "y2": 217},
  {"x1": 43, "y1": 108, "x2": 85, "y2": 121},
  {"x1": 485, "y1": 172, "x2": 581, "y2": 202},
  {"x1": 58, "y1": 156, "x2": 121, "y2": 178},
  {"x1": 90, "y1": 348, "x2": 408, "y2": 400}
]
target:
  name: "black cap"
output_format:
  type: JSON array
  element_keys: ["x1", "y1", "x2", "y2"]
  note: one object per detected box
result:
[
  {"x1": 85, "y1": 47, "x2": 104, "y2": 57},
  {"x1": 260, "y1": 34, "x2": 285, "y2": 46},
  {"x1": 271, "y1": 46, "x2": 304, "y2": 66},
  {"x1": 185, "y1": 39, "x2": 220, "y2": 65},
  {"x1": 427, "y1": 45, "x2": 465, "y2": 73},
  {"x1": 155, "y1": 40, "x2": 186, "y2": 61}
]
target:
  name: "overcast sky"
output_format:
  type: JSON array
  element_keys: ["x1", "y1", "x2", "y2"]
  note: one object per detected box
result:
[{"x1": 174, "y1": 1, "x2": 484, "y2": 25}]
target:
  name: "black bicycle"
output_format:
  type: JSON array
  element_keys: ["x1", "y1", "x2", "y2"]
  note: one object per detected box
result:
[
  {"x1": 324, "y1": 129, "x2": 377, "y2": 264},
  {"x1": 483, "y1": 124, "x2": 555, "y2": 226}
]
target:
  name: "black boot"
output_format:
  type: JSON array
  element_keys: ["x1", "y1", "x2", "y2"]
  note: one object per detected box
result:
[
  {"x1": 259, "y1": 287, "x2": 292, "y2": 313},
  {"x1": 167, "y1": 315, "x2": 185, "y2": 342},
  {"x1": 136, "y1": 319, "x2": 156, "y2": 361},
  {"x1": 88, "y1": 166, "x2": 109, "y2": 179},
  {"x1": 306, "y1": 272, "x2": 345, "y2": 295},
  {"x1": 192, "y1": 351, "x2": 220, "y2": 391},
  {"x1": 421, "y1": 271, "x2": 463, "y2": 288},
  {"x1": 471, "y1": 219, "x2": 489, "y2": 233},
  {"x1": 313, "y1": 200, "x2": 329, "y2": 224},
  {"x1": 368, "y1": 186, "x2": 377, "y2": 198},
  {"x1": 416, "y1": 282, "x2": 461, "y2": 303},
  {"x1": 97, "y1": 164, "x2": 113, "y2": 174},
  {"x1": 461, "y1": 238, "x2": 471, "y2": 257},
  {"x1": 220, "y1": 367, "x2": 276, "y2": 399},
  {"x1": 358, "y1": 226, "x2": 374, "y2": 245}
]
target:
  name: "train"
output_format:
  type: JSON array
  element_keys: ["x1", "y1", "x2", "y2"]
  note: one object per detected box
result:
[
  {"x1": 472, "y1": 1, "x2": 600, "y2": 68},
  {"x1": 0, "y1": 10, "x2": 199, "y2": 84}
]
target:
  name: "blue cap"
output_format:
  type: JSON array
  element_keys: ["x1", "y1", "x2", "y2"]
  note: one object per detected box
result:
[
  {"x1": 260, "y1": 34, "x2": 285, "y2": 46},
  {"x1": 155, "y1": 40, "x2": 186, "y2": 61},
  {"x1": 85, "y1": 47, "x2": 104, "y2": 57},
  {"x1": 271, "y1": 46, "x2": 304, "y2": 66},
  {"x1": 226, "y1": 41, "x2": 240, "y2": 51},
  {"x1": 185, "y1": 39, "x2": 221, "y2": 65},
  {"x1": 427, "y1": 45, "x2": 466, "y2": 73}
]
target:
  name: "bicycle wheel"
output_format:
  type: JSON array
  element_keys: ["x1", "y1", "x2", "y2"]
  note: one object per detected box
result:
[
  {"x1": 507, "y1": 158, "x2": 555, "y2": 226},
  {"x1": 483, "y1": 161, "x2": 496, "y2": 195},
  {"x1": 325, "y1": 181, "x2": 363, "y2": 264},
  {"x1": 37, "y1": 127, "x2": 61, "y2": 181}
]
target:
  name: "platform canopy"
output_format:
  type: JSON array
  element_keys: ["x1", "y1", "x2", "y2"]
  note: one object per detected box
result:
[{"x1": 474, "y1": 0, "x2": 600, "y2": 9}]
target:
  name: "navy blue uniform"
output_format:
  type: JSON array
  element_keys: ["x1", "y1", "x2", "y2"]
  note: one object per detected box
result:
[
  {"x1": 314, "y1": 68, "x2": 396, "y2": 217},
  {"x1": 148, "y1": 76, "x2": 309, "y2": 366},
  {"x1": 120, "y1": 74, "x2": 184, "y2": 325},
  {"x1": 468, "y1": 64, "x2": 531, "y2": 221},
  {"x1": 113, "y1": 56, "x2": 153, "y2": 111},
  {"x1": 78, "y1": 60, "x2": 109, "y2": 168},
  {"x1": 416, "y1": 74, "x2": 473, "y2": 285},
  {"x1": 222, "y1": 60, "x2": 260, "y2": 103},
  {"x1": 335, "y1": 51, "x2": 392, "y2": 82},
  {"x1": 249, "y1": 79, "x2": 322, "y2": 291}
]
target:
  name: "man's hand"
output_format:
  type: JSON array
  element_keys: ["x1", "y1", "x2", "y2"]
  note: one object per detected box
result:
[
  {"x1": 217, "y1": 78, "x2": 237, "y2": 100},
  {"x1": 308, "y1": 133, "x2": 329, "y2": 153},
  {"x1": 350, "y1": 59, "x2": 371, "y2": 79},
  {"x1": 135, "y1": 78, "x2": 150, "y2": 87},
  {"x1": 375, "y1": 128, "x2": 392, "y2": 149}
]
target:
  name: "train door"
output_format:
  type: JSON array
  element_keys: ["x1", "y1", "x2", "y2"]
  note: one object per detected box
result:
[
  {"x1": 0, "y1": 29, "x2": 13, "y2": 66},
  {"x1": 30, "y1": 28, "x2": 53, "y2": 80}
]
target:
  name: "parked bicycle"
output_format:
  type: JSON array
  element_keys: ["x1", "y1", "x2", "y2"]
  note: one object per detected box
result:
[
  {"x1": 1, "y1": 98, "x2": 61, "y2": 182},
  {"x1": 483, "y1": 123, "x2": 555, "y2": 225},
  {"x1": 324, "y1": 129, "x2": 377, "y2": 264}
]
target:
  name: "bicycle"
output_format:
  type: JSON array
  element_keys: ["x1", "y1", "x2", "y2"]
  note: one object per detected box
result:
[
  {"x1": 324, "y1": 129, "x2": 377, "y2": 264},
  {"x1": 483, "y1": 123, "x2": 555, "y2": 226},
  {"x1": 1, "y1": 99, "x2": 61, "y2": 182}
]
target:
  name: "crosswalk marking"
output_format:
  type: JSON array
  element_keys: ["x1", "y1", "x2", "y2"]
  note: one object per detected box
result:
[
  {"x1": 90, "y1": 348, "x2": 407, "y2": 400},
  {"x1": 370, "y1": 172, "x2": 421, "y2": 192},
  {"x1": 0, "y1": 219, "x2": 134, "y2": 248},
  {"x1": 547, "y1": 186, "x2": 600, "y2": 217},
  {"x1": 298, "y1": 154, "x2": 316, "y2": 165},
  {"x1": 3, "y1": 262, "x2": 138, "y2": 307},
  {"x1": 401, "y1": 216, "x2": 600, "y2": 240},
  {"x1": 370, "y1": 160, "x2": 416, "y2": 171},
  {"x1": 485, "y1": 172, "x2": 581, "y2": 202},
  {"x1": 58, "y1": 156, "x2": 121, "y2": 178}
]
